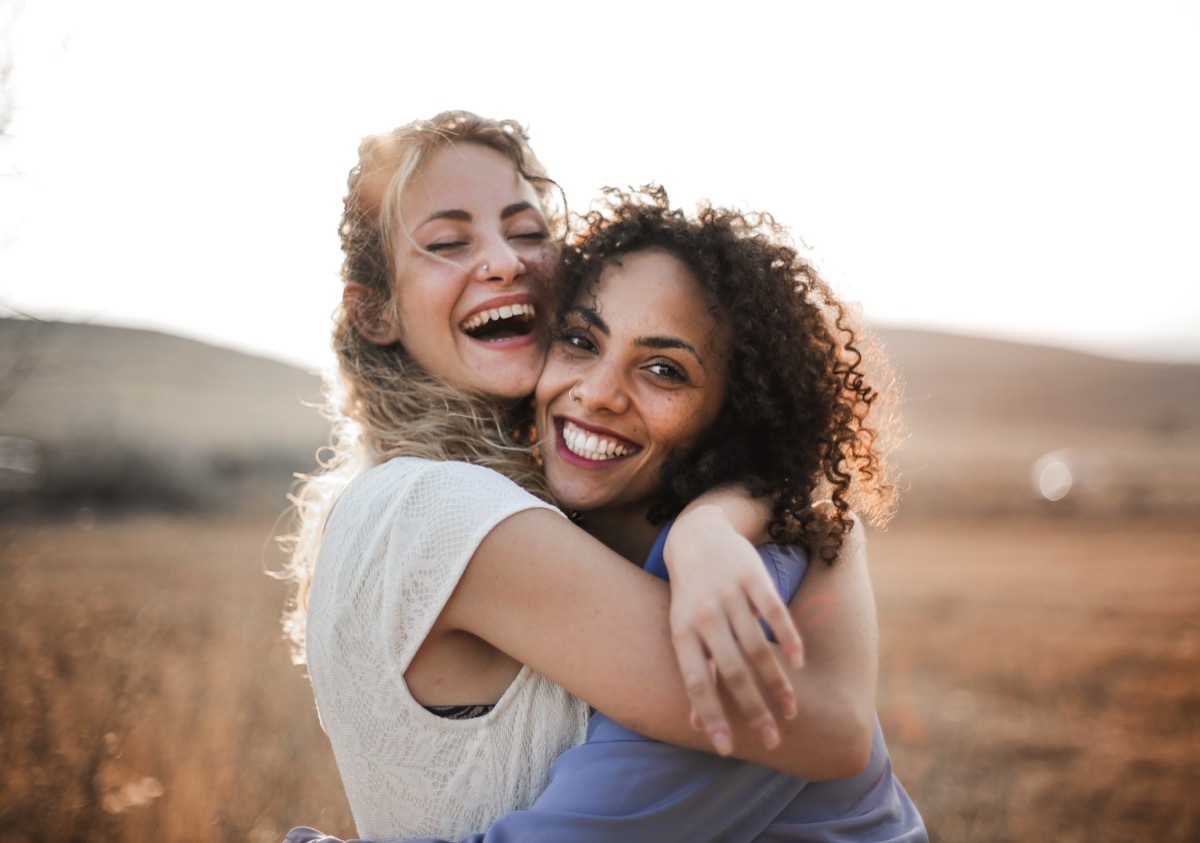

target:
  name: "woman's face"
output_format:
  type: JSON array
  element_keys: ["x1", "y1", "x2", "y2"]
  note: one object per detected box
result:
[
  {"x1": 390, "y1": 142, "x2": 560, "y2": 398},
  {"x1": 536, "y1": 248, "x2": 732, "y2": 515}
]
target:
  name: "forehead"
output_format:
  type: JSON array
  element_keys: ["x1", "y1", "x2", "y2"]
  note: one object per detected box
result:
[
  {"x1": 587, "y1": 248, "x2": 730, "y2": 350},
  {"x1": 401, "y1": 142, "x2": 541, "y2": 221}
]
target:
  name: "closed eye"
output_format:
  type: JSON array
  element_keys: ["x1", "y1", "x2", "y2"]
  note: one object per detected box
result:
[{"x1": 426, "y1": 240, "x2": 467, "y2": 253}]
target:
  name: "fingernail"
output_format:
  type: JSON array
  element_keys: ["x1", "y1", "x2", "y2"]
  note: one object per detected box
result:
[
  {"x1": 760, "y1": 724, "x2": 780, "y2": 749},
  {"x1": 782, "y1": 698, "x2": 797, "y2": 720},
  {"x1": 712, "y1": 730, "x2": 733, "y2": 756},
  {"x1": 790, "y1": 650, "x2": 805, "y2": 669}
]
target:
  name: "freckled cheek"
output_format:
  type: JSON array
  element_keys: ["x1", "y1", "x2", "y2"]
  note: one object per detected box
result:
[{"x1": 650, "y1": 395, "x2": 711, "y2": 450}]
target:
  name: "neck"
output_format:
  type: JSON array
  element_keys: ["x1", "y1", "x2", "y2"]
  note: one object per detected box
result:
[{"x1": 578, "y1": 504, "x2": 663, "y2": 567}]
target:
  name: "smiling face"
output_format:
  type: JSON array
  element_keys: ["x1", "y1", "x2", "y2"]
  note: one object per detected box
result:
[
  {"x1": 382, "y1": 142, "x2": 560, "y2": 398},
  {"x1": 536, "y1": 248, "x2": 733, "y2": 518}
]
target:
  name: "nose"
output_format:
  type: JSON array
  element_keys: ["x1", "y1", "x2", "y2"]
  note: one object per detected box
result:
[
  {"x1": 476, "y1": 239, "x2": 525, "y2": 284},
  {"x1": 572, "y1": 360, "x2": 630, "y2": 416}
]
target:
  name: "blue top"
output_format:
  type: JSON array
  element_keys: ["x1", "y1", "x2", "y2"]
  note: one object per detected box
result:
[{"x1": 288, "y1": 524, "x2": 927, "y2": 843}]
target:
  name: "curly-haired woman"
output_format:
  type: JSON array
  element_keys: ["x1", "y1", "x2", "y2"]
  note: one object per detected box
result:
[
  {"x1": 282, "y1": 113, "x2": 885, "y2": 841},
  {"x1": 287, "y1": 188, "x2": 925, "y2": 841}
]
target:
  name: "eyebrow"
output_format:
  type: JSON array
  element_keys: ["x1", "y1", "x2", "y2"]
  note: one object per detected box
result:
[
  {"x1": 567, "y1": 306, "x2": 706, "y2": 368},
  {"x1": 501, "y1": 201, "x2": 537, "y2": 220},
  {"x1": 418, "y1": 201, "x2": 539, "y2": 228}
]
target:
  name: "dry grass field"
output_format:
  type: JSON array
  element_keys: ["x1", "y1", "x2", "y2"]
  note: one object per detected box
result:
[
  {"x1": 868, "y1": 517, "x2": 1200, "y2": 843},
  {"x1": 1, "y1": 510, "x2": 1196, "y2": 843},
  {"x1": 2, "y1": 317, "x2": 1197, "y2": 840}
]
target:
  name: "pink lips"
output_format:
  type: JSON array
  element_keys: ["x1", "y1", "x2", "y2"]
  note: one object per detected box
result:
[{"x1": 553, "y1": 416, "x2": 640, "y2": 469}]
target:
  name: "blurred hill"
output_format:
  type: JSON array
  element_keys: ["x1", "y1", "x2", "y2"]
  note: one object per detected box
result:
[
  {"x1": 0, "y1": 318, "x2": 329, "y2": 515},
  {"x1": 877, "y1": 328, "x2": 1200, "y2": 517},
  {"x1": 1, "y1": 317, "x2": 1197, "y2": 519}
]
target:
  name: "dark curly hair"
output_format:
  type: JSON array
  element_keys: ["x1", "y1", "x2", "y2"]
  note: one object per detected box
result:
[{"x1": 560, "y1": 186, "x2": 900, "y2": 563}]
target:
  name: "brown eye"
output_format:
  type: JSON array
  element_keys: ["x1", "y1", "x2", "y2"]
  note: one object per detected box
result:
[
  {"x1": 646, "y1": 361, "x2": 686, "y2": 382},
  {"x1": 554, "y1": 328, "x2": 597, "y2": 355}
]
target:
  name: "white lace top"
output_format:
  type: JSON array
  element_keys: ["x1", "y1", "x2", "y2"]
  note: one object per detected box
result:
[{"x1": 305, "y1": 457, "x2": 589, "y2": 841}]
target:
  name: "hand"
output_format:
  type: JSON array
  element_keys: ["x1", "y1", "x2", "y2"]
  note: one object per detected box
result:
[{"x1": 663, "y1": 504, "x2": 804, "y2": 755}]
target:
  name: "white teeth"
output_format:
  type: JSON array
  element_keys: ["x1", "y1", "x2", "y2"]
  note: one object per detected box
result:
[
  {"x1": 462, "y1": 302, "x2": 536, "y2": 331},
  {"x1": 562, "y1": 420, "x2": 633, "y2": 461}
]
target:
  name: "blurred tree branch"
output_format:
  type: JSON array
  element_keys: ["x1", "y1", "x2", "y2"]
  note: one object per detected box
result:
[{"x1": 0, "y1": 0, "x2": 20, "y2": 137}]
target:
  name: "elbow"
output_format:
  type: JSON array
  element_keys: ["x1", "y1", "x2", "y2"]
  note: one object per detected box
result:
[
  {"x1": 799, "y1": 691, "x2": 875, "y2": 781},
  {"x1": 829, "y1": 707, "x2": 875, "y2": 780}
]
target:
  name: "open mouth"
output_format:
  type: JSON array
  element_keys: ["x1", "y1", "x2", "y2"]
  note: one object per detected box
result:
[
  {"x1": 461, "y1": 303, "x2": 538, "y2": 341},
  {"x1": 560, "y1": 419, "x2": 639, "y2": 462}
]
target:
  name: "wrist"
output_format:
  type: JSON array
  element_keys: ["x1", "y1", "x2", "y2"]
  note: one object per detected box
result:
[{"x1": 663, "y1": 506, "x2": 741, "y2": 576}]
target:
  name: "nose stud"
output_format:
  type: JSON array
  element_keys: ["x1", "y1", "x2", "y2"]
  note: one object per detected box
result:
[
  {"x1": 570, "y1": 386, "x2": 581, "y2": 403},
  {"x1": 482, "y1": 264, "x2": 490, "y2": 273}
]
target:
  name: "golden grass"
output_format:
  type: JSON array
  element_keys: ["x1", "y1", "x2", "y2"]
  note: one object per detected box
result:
[
  {"x1": 869, "y1": 517, "x2": 1200, "y2": 842},
  {"x1": 0, "y1": 514, "x2": 353, "y2": 842},
  {"x1": 1, "y1": 512, "x2": 1196, "y2": 842}
]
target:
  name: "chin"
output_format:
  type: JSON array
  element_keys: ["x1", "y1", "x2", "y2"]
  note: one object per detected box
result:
[
  {"x1": 469, "y1": 354, "x2": 545, "y2": 399},
  {"x1": 546, "y1": 478, "x2": 619, "y2": 516},
  {"x1": 543, "y1": 481, "x2": 590, "y2": 514},
  {"x1": 491, "y1": 376, "x2": 540, "y2": 400},
  {"x1": 466, "y1": 365, "x2": 542, "y2": 400}
]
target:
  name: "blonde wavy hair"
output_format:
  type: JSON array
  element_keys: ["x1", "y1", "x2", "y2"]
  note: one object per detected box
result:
[{"x1": 277, "y1": 111, "x2": 562, "y2": 662}]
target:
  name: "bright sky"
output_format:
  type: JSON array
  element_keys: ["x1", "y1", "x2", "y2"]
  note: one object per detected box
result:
[{"x1": 2, "y1": 0, "x2": 1198, "y2": 373}]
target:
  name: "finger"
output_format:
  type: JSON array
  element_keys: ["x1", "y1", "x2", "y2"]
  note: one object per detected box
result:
[
  {"x1": 699, "y1": 607, "x2": 779, "y2": 749},
  {"x1": 752, "y1": 577, "x2": 805, "y2": 669},
  {"x1": 729, "y1": 595, "x2": 797, "y2": 721},
  {"x1": 673, "y1": 629, "x2": 732, "y2": 755}
]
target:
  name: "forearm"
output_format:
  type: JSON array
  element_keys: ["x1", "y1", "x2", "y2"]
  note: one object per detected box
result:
[
  {"x1": 775, "y1": 520, "x2": 878, "y2": 779},
  {"x1": 444, "y1": 509, "x2": 827, "y2": 775}
]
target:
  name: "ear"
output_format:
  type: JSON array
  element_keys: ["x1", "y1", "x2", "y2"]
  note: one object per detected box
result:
[{"x1": 344, "y1": 282, "x2": 404, "y2": 346}]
